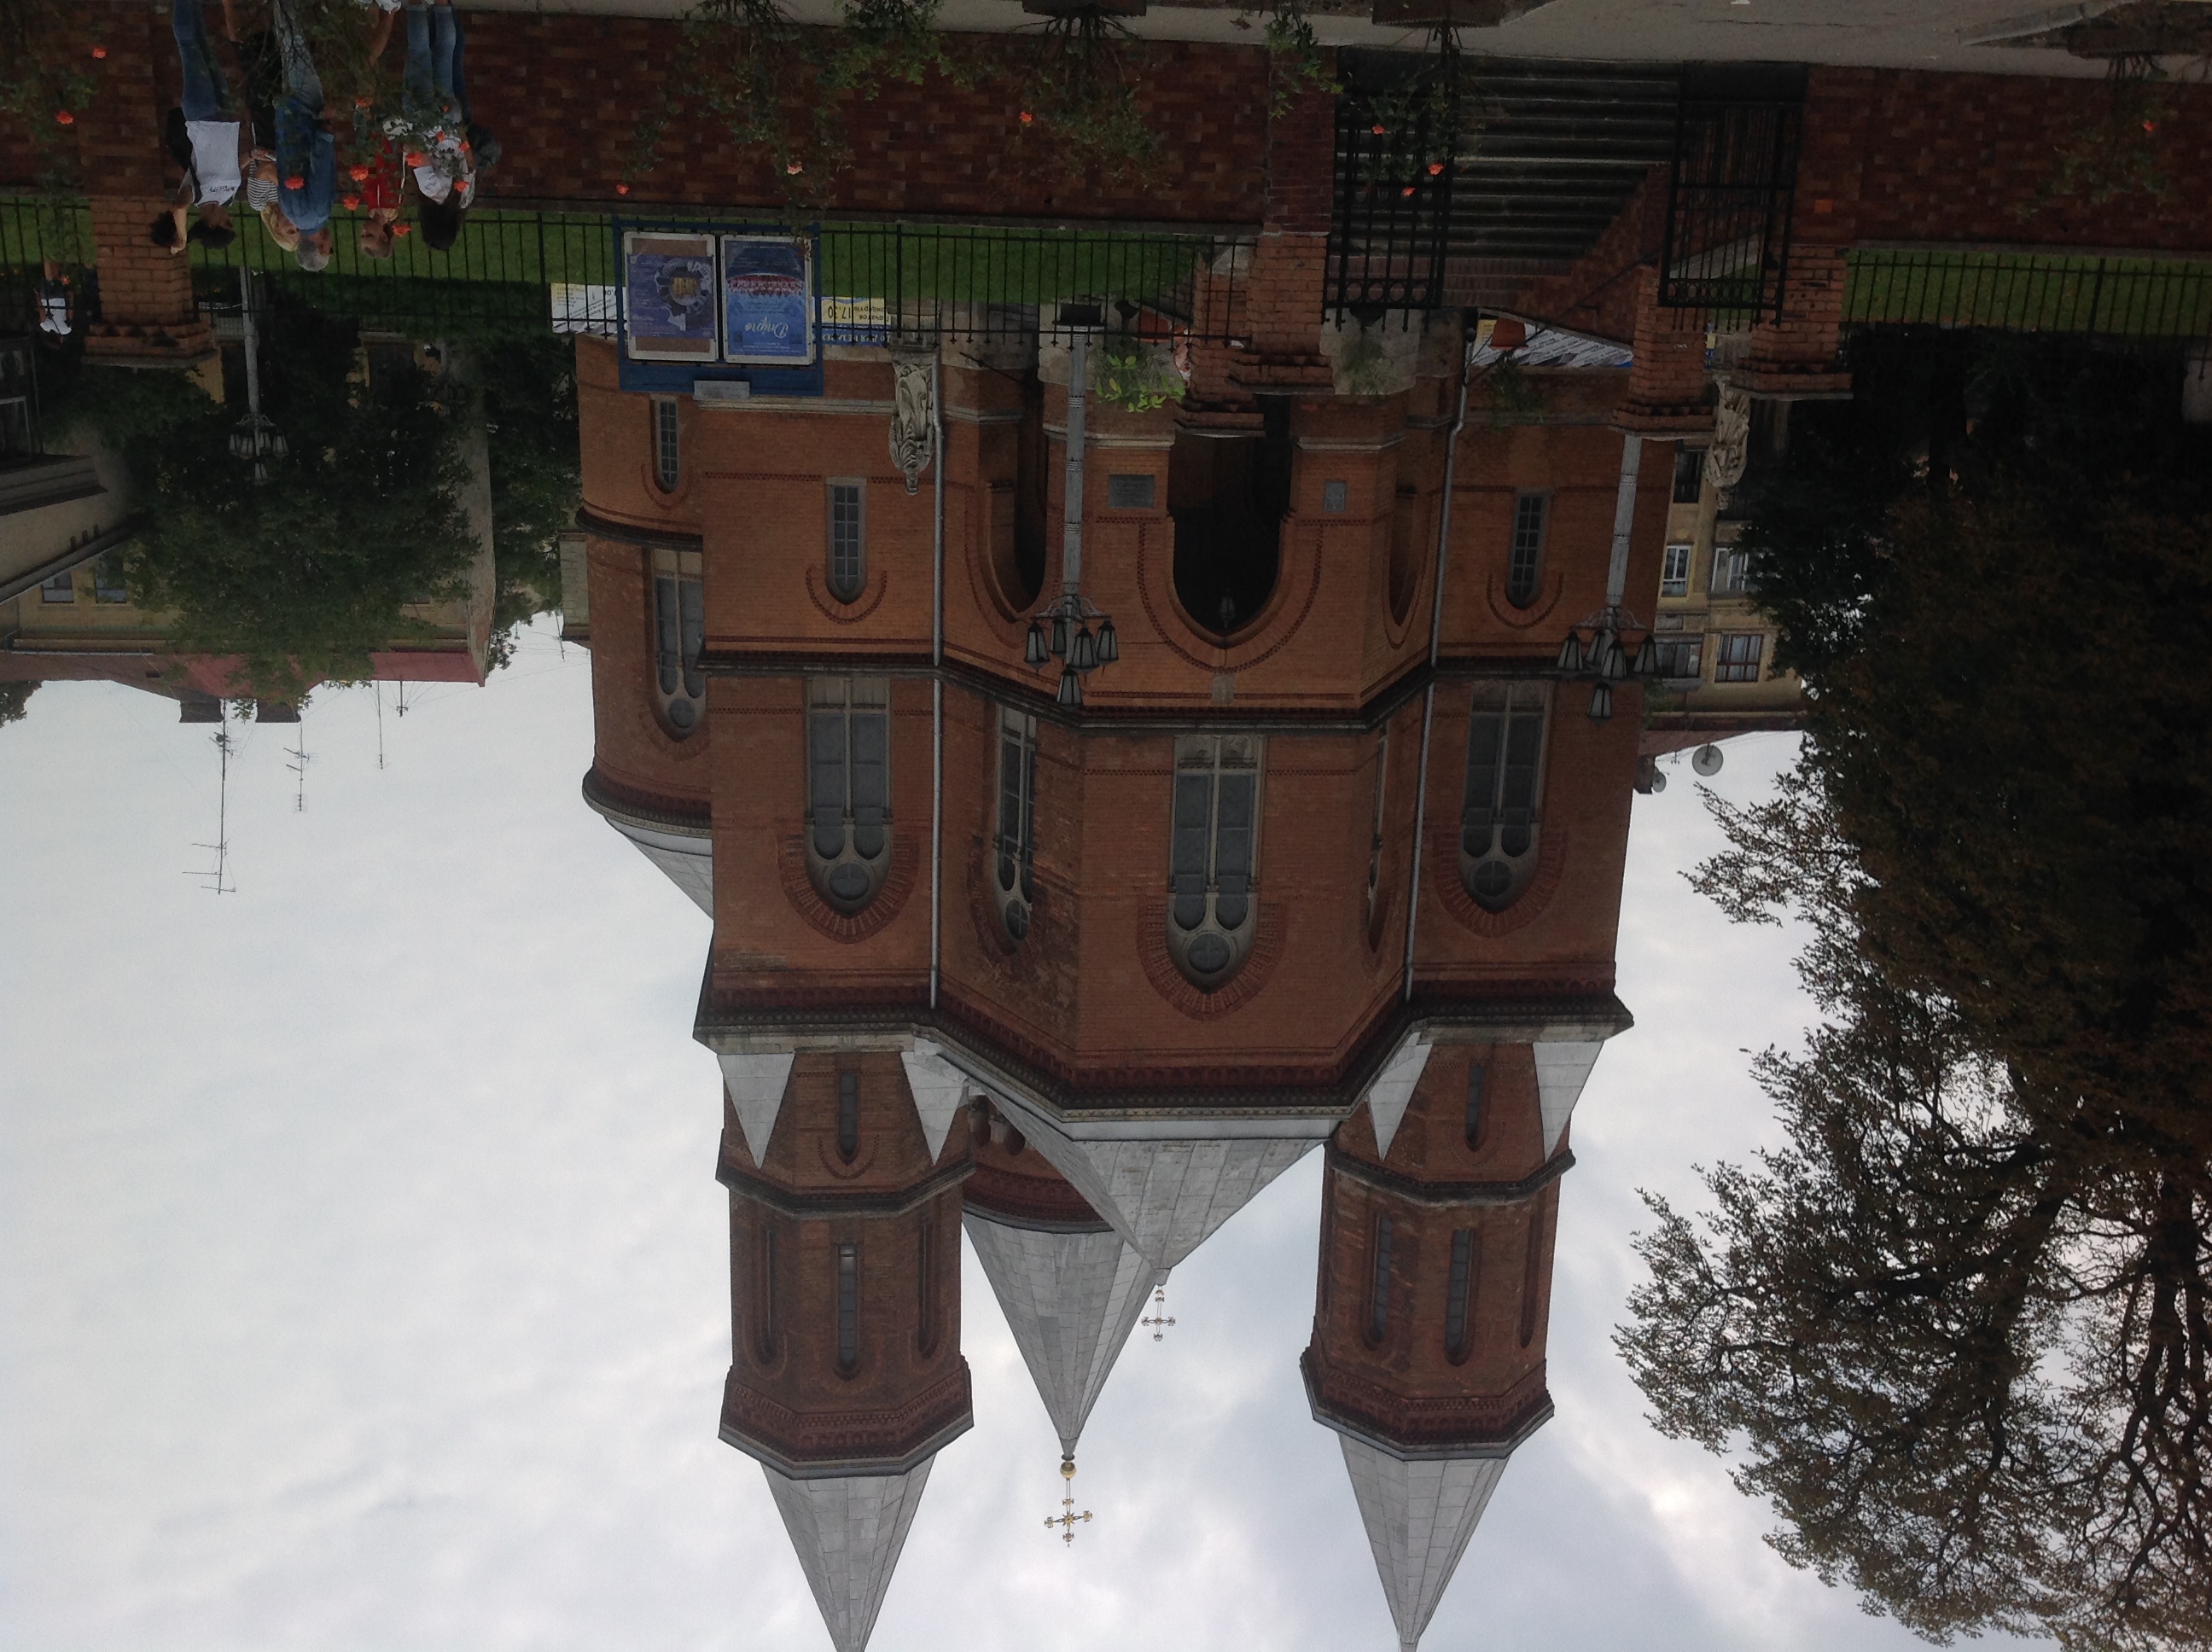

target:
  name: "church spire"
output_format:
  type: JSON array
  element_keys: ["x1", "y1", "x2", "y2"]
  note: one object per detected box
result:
[
  {"x1": 762, "y1": 1463, "x2": 934, "y2": 1652},
  {"x1": 1336, "y1": 1440, "x2": 1513, "y2": 1651}
]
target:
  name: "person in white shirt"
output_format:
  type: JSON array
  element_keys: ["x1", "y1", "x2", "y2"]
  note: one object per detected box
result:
[{"x1": 154, "y1": 0, "x2": 245, "y2": 253}]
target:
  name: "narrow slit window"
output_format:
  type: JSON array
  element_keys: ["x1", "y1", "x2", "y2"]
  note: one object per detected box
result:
[
  {"x1": 1368, "y1": 1215, "x2": 1394, "y2": 1344},
  {"x1": 753, "y1": 1227, "x2": 777, "y2": 1364},
  {"x1": 1446, "y1": 1229, "x2": 1476, "y2": 1358},
  {"x1": 1518, "y1": 1210, "x2": 1543, "y2": 1348},
  {"x1": 1505, "y1": 493, "x2": 1547, "y2": 608},
  {"x1": 836, "y1": 1242, "x2": 859, "y2": 1373},
  {"x1": 828, "y1": 482, "x2": 865, "y2": 602},
  {"x1": 836, "y1": 1071, "x2": 859, "y2": 1161},
  {"x1": 652, "y1": 398, "x2": 680, "y2": 492},
  {"x1": 916, "y1": 1220, "x2": 938, "y2": 1356},
  {"x1": 1464, "y1": 1063, "x2": 1487, "y2": 1149}
]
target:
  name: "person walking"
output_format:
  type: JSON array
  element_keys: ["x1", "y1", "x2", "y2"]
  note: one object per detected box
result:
[
  {"x1": 270, "y1": 0, "x2": 336, "y2": 270},
  {"x1": 154, "y1": 0, "x2": 245, "y2": 252}
]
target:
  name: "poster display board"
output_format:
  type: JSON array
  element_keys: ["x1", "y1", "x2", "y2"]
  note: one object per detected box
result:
[
  {"x1": 621, "y1": 232, "x2": 719, "y2": 362},
  {"x1": 720, "y1": 236, "x2": 817, "y2": 366}
]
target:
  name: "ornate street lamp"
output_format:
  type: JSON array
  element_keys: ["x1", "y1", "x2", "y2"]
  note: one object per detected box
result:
[
  {"x1": 1026, "y1": 325, "x2": 1121, "y2": 708},
  {"x1": 1556, "y1": 603, "x2": 1662, "y2": 721},
  {"x1": 228, "y1": 268, "x2": 286, "y2": 486}
]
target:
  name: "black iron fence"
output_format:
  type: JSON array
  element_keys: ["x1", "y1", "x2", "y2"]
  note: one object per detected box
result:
[
  {"x1": 1326, "y1": 71, "x2": 1457, "y2": 315},
  {"x1": 1842, "y1": 248, "x2": 2212, "y2": 339},
  {"x1": 2, "y1": 195, "x2": 1254, "y2": 345},
  {"x1": 1659, "y1": 70, "x2": 1805, "y2": 317}
]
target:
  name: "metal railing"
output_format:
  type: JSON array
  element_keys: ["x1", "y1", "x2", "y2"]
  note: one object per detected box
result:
[
  {"x1": 1327, "y1": 75, "x2": 1457, "y2": 315},
  {"x1": 1842, "y1": 248, "x2": 2212, "y2": 339},
  {"x1": 1660, "y1": 96, "x2": 1802, "y2": 317}
]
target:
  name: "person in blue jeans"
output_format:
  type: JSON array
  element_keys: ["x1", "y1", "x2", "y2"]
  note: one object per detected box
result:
[
  {"x1": 153, "y1": 0, "x2": 244, "y2": 252},
  {"x1": 271, "y1": 0, "x2": 336, "y2": 270},
  {"x1": 399, "y1": 1, "x2": 498, "y2": 252}
]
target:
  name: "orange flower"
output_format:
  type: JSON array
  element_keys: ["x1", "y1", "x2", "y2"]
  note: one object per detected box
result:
[
  {"x1": 787, "y1": 160, "x2": 803, "y2": 174},
  {"x1": 91, "y1": 46, "x2": 107, "y2": 59},
  {"x1": 405, "y1": 150, "x2": 427, "y2": 167},
  {"x1": 1427, "y1": 160, "x2": 1444, "y2": 175},
  {"x1": 1400, "y1": 184, "x2": 1415, "y2": 196},
  {"x1": 393, "y1": 222, "x2": 410, "y2": 236},
  {"x1": 55, "y1": 110, "x2": 73, "y2": 125},
  {"x1": 341, "y1": 193, "x2": 363, "y2": 209},
  {"x1": 285, "y1": 174, "x2": 305, "y2": 189},
  {"x1": 1371, "y1": 122, "x2": 1386, "y2": 136},
  {"x1": 615, "y1": 183, "x2": 631, "y2": 195},
  {"x1": 2144, "y1": 119, "x2": 2159, "y2": 133},
  {"x1": 1019, "y1": 110, "x2": 1033, "y2": 125},
  {"x1": 350, "y1": 164, "x2": 370, "y2": 182}
]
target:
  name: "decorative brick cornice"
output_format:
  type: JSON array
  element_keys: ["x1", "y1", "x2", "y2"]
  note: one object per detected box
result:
[
  {"x1": 963, "y1": 1161, "x2": 1111, "y2": 1231},
  {"x1": 1301, "y1": 1347, "x2": 1553, "y2": 1455},
  {"x1": 1326, "y1": 1140, "x2": 1575, "y2": 1209},
  {"x1": 720, "y1": 1361, "x2": 974, "y2": 1475},
  {"x1": 581, "y1": 765, "x2": 712, "y2": 832},
  {"x1": 777, "y1": 828, "x2": 919, "y2": 943}
]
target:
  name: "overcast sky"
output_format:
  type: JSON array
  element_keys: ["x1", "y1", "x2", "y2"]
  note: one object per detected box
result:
[{"x1": 0, "y1": 625, "x2": 2039, "y2": 1652}]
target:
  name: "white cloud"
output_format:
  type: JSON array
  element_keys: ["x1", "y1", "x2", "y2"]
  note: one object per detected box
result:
[{"x1": 0, "y1": 650, "x2": 2034, "y2": 1652}]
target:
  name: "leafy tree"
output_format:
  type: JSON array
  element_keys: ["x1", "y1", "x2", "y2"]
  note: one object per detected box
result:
[
  {"x1": 0, "y1": 681, "x2": 38, "y2": 726},
  {"x1": 480, "y1": 334, "x2": 582, "y2": 666},
  {"x1": 82, "y1": 296, "x2": 474, "y2": 700},
  {"x1": 1620, "y1": 334, "x2": 2212, "y2": 1651}
]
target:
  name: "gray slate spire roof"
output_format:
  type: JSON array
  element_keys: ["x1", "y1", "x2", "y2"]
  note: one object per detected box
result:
[
  {"x1": 1336, "y1": 1438, "x2": 1511, "y2": 1652},
  {"x1": 603, "y1": 817, "x2": 713, "y2": 916},
  {"x1": 962, "y1": 1212, "x2": 1155, "y2": 1457},
  {"x1": 1013, "y1": 1114, "x2": 1315, "y2": 1275},
  {"x1": 762, "y1": 1462, "x2": 933, "y2": 1652}
]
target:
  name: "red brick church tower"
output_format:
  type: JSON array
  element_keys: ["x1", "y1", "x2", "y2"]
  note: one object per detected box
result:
[{"x1": 572, "y1": 231, "x2": 1668, "y2": 1638}]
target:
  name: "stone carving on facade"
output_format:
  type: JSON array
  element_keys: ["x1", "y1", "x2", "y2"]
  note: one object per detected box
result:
[
  {"x1": 1708, "y1": 378, "x2": 1753, "y2": 505},
  {"x1": 890, "y1": 346, "x2": 938, "y2": 495}
]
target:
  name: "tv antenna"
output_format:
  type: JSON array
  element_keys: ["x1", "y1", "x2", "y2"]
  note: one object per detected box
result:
[
  {"x1": 286, "y1": 724, "x2": 310, "y2": 812},
  {"x1": 188, "y1": 708, "x2": 236, "y2": 893}
]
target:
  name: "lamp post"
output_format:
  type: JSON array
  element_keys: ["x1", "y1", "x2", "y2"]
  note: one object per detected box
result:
[
  {"x1": 227, "y1": 268, "x2": 287, "y2": 485},
  {"x1": 1557, "y1": 432, "x2": 1662, "y2": 720},
  {"x1": 1024, "y1": 326, "x2": 1120, "y2": 707}
]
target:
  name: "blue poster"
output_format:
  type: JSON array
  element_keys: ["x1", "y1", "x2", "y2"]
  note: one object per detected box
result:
[
  {"x1": 622, "y1": 231, "x2": 719, "y2": 361},
  {"x1": 721, "y1": 236, "x2": 817, "y2": 366}
]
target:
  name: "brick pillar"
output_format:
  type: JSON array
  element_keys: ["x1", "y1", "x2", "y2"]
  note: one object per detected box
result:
[
  {"x1": 1610, "y1": 265, "x2": 1713, "y2": 436},
  {"x1": 1231, "y1": 77, "x2": 1336, "y2": 397},
  {"x1": 1738, "y1": 242, "x2": 1853, "y2": 401},
  {"x1": 83, "y1": 194, "x2": 214, "y2": 368}
]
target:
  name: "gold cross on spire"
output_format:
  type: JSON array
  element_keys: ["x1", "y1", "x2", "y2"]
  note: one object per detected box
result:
[
  {"x1": 1141, "y1": 1285, "x2": 1177, "y2": 1342},
  {"x1": 1044, "y1": 1457, "x2": 1092, "y2": 1547}
]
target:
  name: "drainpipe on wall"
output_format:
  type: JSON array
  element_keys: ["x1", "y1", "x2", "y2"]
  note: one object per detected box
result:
[
  {"x1": 1605, "y1": 433, "x2": 1644, "y2": 608},
  {"x1": 1402, "y1": 330, "x2": 1475, "y2": 1004},
  {"x1": 929, "y1": 352, "x2": 946, "y2": 1012}
]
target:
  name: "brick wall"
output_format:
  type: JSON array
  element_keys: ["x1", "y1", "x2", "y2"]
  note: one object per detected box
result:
[
  {"x1": 1799, "y1": 66, "x2": 2212, "y2": 250},
  {"x1": 83, "y1": 193, "x2": 212, "y2": 363},
  {"x1": 459, "y1": 15, "x2": 1271, "y2": 222}
]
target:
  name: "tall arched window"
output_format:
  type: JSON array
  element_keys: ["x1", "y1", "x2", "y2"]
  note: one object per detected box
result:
[
  {"x1": 1464, "y1": 1062, "x2": 1488, "y2": 1149},
  {"x1": 806, "y1": 677, "x2": 892, "y2": 913},
  {"x1": 827, "y1": 481, "x2": 865, "y2": 602},
  {"x1": 1167, "y1": 733, "x2": 1262, "y2": 987},
  {"x1": 916, "y1": 1219, "x2": 940, "y2": 1358},
  {"x1": 994, "y1": 707, "x2": 1038, "y2": 944},
  {"x1": 1366, "y1": 1214, "x2": 1394, "y2": 1345},
  {"x1": 836, "y1": 1242, "x2": 860, "y2": 1374},
  {"x1": 652, "y1": 398, "x2": 681, "y2": 492},
  {"x1": 652, "y1": 547, "x2": 705, "y2": 736},
  {"x1": 752, "y1": 1226, "x2": 777, "y2": 1364},
  {"x1": 1364, "y1": 727, "x2": 1390, "y2": 950},
  {"x1": 1460, "y1": 683, "x2": 1548, "y2": 911},
  {"x1": 1446, "y1": 1228, "x2": 1477, "y2": 1361},
  {"x1": 836, "y1": 1070, "x2": 859, "y2": 1162},
  {"x1": 1518, "y1": 1208, "x2": 1544, "y2": 1349},
  {"x1": 1505, "y1": 492, "x2": 1548, "y2": 608}
]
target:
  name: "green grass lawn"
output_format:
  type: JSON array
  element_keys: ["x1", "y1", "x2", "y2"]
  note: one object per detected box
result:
[{"x1": 1843, "y1": 249, "x2": 2212, "y2": 338}]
